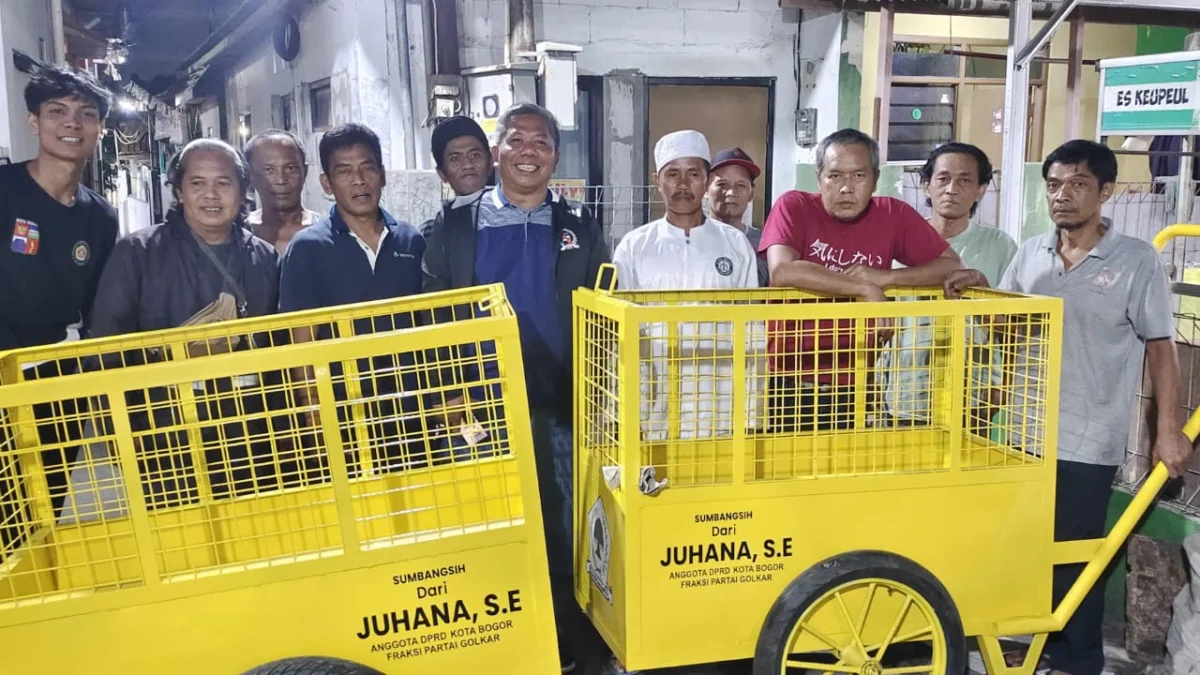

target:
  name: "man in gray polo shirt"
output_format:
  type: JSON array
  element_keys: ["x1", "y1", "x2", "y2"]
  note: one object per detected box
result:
[{"x1": 946, "y1": 139, "x2": 1192, "y2": 675}]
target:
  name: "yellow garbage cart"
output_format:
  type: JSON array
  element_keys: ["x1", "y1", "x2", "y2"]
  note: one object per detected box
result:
[
  {"x1": 0, "y1": 285, "x2": 558, "y2": 674},
  {"x1": 573, "y1": 266, "x2": 1184, "y2": 675}
]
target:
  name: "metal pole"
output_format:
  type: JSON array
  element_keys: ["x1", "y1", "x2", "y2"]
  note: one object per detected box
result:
[
  {"x1": 999, "y1": 0, "x2": 1033, "y2": 243},
  {"x1": 50, "y1": 0, "x2": 66, "y2": 64},
  {"x1": 1015, "y1": 0, "x2": 1080, "y2": 68},
  {"x1": 1177, "y1": 137, "x2": 1194, "y2": 226},
  {"x1": 875, "y1": 6, "x2": 894, "y2": 162}
]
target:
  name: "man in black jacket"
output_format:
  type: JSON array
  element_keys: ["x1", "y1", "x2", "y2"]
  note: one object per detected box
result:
[{"x1": 421, "y1": 102, "x2": 609, "y2": 673}]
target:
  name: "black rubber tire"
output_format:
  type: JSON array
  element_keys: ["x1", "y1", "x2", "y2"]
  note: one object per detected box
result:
[
  {"x1": 240, "y1": 657, "x2": 386, "y2": 675},
  {"x1": 752, "y1": 551, "x2": 967, "y2": 675}
]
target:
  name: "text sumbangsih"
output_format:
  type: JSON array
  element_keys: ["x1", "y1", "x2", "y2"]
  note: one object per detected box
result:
[
  {"x1": 393, "y1": 564, "x2": 468, "y2": 585},
  {"x1": 693, "y1": 511, "x2": 754, "y2": 524}
]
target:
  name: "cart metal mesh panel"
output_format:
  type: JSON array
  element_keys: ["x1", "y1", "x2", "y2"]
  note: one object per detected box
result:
[
  {"x1": 0, "y1": 285, "x2": 532, "y2": 607},
  {"x1": 575, "y1": 285, "x2": 1061, "y2": 490}
]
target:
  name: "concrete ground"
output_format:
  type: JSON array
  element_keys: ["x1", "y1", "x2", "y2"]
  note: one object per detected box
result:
[{"x1": 568, "y1": 625, "x2": 1155, "y2": 675}]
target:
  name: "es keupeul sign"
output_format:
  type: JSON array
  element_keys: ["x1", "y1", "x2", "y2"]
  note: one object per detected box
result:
[{"x1": 1099, "y1": 53, "x2": 1200, "y2": 136}]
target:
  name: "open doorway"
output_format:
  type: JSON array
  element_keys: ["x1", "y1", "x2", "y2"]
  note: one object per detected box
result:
[{"x1": 645, "y1": 78, "x2": 775, "y2": 228}]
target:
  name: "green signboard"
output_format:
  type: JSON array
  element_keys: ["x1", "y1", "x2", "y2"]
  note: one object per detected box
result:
[{"x1": 1099, "y1": 56, "x2": 1200, "y2": 135}]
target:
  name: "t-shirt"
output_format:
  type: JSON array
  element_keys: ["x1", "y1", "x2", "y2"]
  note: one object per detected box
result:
[
  {"x1": 613, "y1": 218, "x2": 758, "y2": 290},
  {"x1": 879, "y1": 222, "x2": 1018, "y2": 420},
  {"x1": 757, "y1": 191, "x2": 948, "y2": 383},
  {"x1": 0, "y1": 161, "x2": 118, "y2": 351},
  {"x1": 947, "y1": 222, "x2": 1017, "y2": 287}
]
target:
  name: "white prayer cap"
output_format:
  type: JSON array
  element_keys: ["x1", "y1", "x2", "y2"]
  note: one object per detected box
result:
[{"x1": 654, "y1": 130, "x2": 711, "y2": 173}]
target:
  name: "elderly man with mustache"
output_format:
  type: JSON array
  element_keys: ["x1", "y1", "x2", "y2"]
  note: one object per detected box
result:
[{"x1": 613, "y1": 130, "x2": 758, "y2": 291}]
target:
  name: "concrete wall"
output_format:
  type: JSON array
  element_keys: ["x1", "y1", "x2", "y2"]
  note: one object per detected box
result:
[
  {"x1": 0, "y1": 0, "x2": 54, "y2": 162},
  {"x1": 458, "y1": 0, "x2": 809, "y2": 214},
  {"x1": 221, "y1": 0, "x2": 426, "y2": 218}
]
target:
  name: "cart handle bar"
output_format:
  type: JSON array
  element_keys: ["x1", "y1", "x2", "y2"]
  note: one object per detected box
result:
[
  {"x1": 996, "y1": 224, "x2": 1200, "y2": 636},
  {"x1": 1152, "y1": 224, "x2": 1200, "y2": 252}
]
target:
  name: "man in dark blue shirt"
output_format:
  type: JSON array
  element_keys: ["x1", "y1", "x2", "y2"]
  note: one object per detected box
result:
[
  {"x1": 278, "y1": 123, "x2": 426, "y2": 473},
  {"x1": 0, "y1": 65, "x2": 117, "y2": 549}
]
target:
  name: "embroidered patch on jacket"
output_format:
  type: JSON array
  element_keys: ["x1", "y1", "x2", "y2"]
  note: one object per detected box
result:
[
  {"x1": 560, "y1": 228, "x2": 580, "y2": 251},
  {"x1": 10, "y1": 219, "x2": 40, "y2": 255}
]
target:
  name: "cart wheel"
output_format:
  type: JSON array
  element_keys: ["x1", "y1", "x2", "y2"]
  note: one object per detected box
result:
[
  {"x1": 753, "y1": 551, "x2": 966, "y2": 675},
  {"x1": 240, "y1": 657, "x2": 385, "y2": 675}
]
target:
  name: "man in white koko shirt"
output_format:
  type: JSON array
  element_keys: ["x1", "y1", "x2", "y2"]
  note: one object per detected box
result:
[
  {"x1": 608, "y1": 132, "x2": 760, "y2": 675},
  {"x1": 613, "y1": 130, "x2": 758, "y2": 290}
]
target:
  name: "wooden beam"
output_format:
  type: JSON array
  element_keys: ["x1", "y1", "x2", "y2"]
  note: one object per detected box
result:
[
  {"x1": 1065, "y1": 16, "x2": 1085, "y2": 140},
  {"x1": 875, "y1": 5, "x2": 894, "y2": 162}
]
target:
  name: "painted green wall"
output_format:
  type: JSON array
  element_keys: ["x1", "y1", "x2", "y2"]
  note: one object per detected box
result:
[
  {"x1": 1104, "y1": 488, "x2": 1200, "y2": 621},
  {"x1": 1136, "y1": 26, "x2": 1190, "y2": 56}
]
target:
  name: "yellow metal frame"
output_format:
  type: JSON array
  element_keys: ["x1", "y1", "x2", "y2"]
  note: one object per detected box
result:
[
  {"x1": 0, "y1": 286, "x2": 559, "y2": 675},
  {"x1": 978, "y1": 223, "x2": 1200, "y2": 675},
  {"x1": 572, "y1": 254, "x2": 1188, "y2": 673}
]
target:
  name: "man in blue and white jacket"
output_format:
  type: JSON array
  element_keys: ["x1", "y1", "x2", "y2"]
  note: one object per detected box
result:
[{"x1": 420, "y1": 102, "x2": 610, "y2": 673}]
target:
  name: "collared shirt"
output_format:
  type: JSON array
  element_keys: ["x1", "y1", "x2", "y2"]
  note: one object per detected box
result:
[
  {"x1": 279, "y1": 204, "x2": 424, "y2": 314},
  {"x1": 1000, "y1": 220, "x2": 1173, "y2": 465},
  {"x1": 473, "y1": 185, "x2": 563, "y2": 405},
  {"x1": 349, "y1": 227, "x2": 389, "y2": 271},
  {"x1": 613, "y1": 218, "x2": 758, "y2": 290}
]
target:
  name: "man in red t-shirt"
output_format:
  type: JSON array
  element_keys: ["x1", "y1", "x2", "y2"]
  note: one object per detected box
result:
[{"x1": 758, "y1": 129, "x2": 963, "y2": 431}]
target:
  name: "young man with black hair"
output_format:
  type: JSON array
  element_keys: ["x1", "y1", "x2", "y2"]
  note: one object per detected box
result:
[
  {"x1": 244, "y1": 128, "x2": 320, "y2": 255},
  {"x1": 0, "y1": 65, "x2": 117, "y2": 353},
  {"x1": 419, "y1": 116, "x2": 493, "y2": 241},
  {"x1": 0, "y1": 66, "x2": 118, "y2": 535},
  {"x1": 946, "y1": 140, "x2": 1192, "y2": 675},
  {"x1": 432, "y1": 115, "x2": 492, "y2": 201}
]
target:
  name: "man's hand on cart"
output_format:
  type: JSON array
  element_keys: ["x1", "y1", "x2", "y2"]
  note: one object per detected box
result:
[
  {"x1": 1154, "y1": 428, "x2": 1194, "y2": 479},
  {"x1": 943, "y1": 268, "x2": 989, "y2": 299},
  {"x1": 844, "y1": 264, "x2": 892, "y2": 298}
]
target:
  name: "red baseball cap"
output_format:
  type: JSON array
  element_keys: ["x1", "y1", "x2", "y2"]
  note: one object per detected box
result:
[{"x1": 711, "y1": 147, "x2": 761, "y2": 181}]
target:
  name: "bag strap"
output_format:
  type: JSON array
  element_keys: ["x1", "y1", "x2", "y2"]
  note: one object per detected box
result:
[{"x1": 190, "y1": 230, "x2": 248, "y2": 317}]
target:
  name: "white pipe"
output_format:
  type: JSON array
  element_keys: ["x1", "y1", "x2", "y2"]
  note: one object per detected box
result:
[
  {"x1": 1176, "y1": 137, "x2": 1193, "y2": 227},
  {"x1": 392, "y1": 0, "x2": 417, "y2": 170},
  {"x1": 50, "y1": 0, "x2": 66, "y2": 64},
  {"x1": 999, "y1": 0, "x2": 1033, "y2": 244}
]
